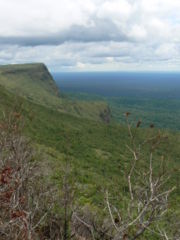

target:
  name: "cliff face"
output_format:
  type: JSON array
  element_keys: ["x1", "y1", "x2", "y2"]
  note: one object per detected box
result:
[
  {"x1": 0, "y1": 63, "x2": 60, "y2": 98},
  {"x1": 0, "y1": 63, "x2": 111, "y2": 122},
  {"x1": 99, "y1": 106, "x2": 112, "y2": 124}
]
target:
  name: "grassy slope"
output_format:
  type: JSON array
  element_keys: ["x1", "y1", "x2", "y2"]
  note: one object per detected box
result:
[
  {"x1": 0, "y1": 71, "x2": 179, "y2": 238},
  {"x1": 0, "y1": 63, "x2": 110, "y2": 122},
  {"x1": 0, "y1": 84, "x2": 179, "y2": 203}
]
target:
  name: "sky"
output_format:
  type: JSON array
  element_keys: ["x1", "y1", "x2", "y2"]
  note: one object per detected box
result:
[{"x1": 0, "y1": 0, "x2": 180, "y2": 72}]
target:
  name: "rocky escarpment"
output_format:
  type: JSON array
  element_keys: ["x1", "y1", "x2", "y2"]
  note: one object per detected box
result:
[
  {"x1": 99, "y1": 106, "x2": 112, "y2": 123},
  {"x1": 0, "y1": 63, "x2": 60, "y2": 97},
  {"x1": 0, "y1": 63, "x2": 112, "y2": 123}
]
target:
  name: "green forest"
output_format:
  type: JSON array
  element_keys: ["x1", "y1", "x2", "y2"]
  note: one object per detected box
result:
[{"x1": 0, "y1": 64, "x2": 180, "y2": 240}]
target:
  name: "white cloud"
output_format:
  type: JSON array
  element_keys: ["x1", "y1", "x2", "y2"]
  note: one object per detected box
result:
[
  {"x1": 76, "y1": 62, "x2": 86, "y2": 69},
  {"x1": 128, "y1": 24, "x2": 147, "y2": 40},
  {"x1": 0, "y1": 0, "x2": 96, "y2": 36},
  {"x1": 0, "y1": 0, "x2": 180, "y2": 70},
  {"x1": 106, "y1": 57, "x2": 114, "y2": 63},
  {"x1": 155, "y1": 43, "x2": 179, "y2": 59},
  {"x1": 97, "y1": 0, "x2": 133, "y2": 21}
]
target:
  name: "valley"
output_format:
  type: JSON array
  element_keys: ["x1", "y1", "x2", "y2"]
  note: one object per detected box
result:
[{"x1": 54, "y1": 72, "x2": 180, "y2": 130}]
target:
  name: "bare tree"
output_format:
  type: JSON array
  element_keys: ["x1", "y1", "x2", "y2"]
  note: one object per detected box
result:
[
  {"x1": 1, "y1": 108, "x2": 178, "y2": 240},
  {"x1": 62, "y1": 160, "x2": 75, "y2": 240},
  {"x1": 0, "y1": 110, "x2": 53, "y2": 240},
  {"x1": 73, "y1": 113, "x2": 177, "y2": 240},
  {"x1": 40, "y1": 153, "x2": 75, "y2": 240}
]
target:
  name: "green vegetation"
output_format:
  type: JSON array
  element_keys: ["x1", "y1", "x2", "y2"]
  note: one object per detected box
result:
[
  {"x1": 0, "y1": 63, "x2": 60, "y2": 104},
  {"x1": 0, "y1": 64, "x2": 179, "y2": 239},
  {"x1": 65, "y1": 92, "x2": 180, "y2": 130},
  {"x1": 0, "y1": 63, "x2": 110, "y2": 122}
]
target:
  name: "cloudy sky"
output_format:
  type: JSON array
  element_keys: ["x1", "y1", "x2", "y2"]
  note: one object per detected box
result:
[{"x1": 0, "y1": 0, "x2": 180, "y2": 72}]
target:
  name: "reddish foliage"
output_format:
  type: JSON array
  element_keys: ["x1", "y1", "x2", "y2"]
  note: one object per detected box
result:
[
  {"x1": 0, "y1": 166, "x2": 13, "y2": 184},
  {"x1": 11, "y1": 210, "x2": 27, "y2": 219}
]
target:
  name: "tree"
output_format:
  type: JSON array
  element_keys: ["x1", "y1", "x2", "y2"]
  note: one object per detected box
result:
[
  {"x1": 0, "y1": 110, "x2": 52, "y2": 240},
  {"x1": 73, "y1": 113, "x2": 177, "y2": 240}
]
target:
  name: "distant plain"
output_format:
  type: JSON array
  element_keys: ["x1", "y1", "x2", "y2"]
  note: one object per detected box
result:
[{"x1": 54, "y1": 72, "x2": 180, "y2": 130}]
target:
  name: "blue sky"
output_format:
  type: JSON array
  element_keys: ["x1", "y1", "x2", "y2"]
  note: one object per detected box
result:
[{"x1": 0, "y1": 0, "x2": 180, "y2": 72}]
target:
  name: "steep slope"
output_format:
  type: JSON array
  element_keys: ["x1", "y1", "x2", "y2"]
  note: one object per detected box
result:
[
  {"x1": 0, "y1": 83, "x2": 179, "y2": 194},
  {"x1": 0, "y1": 83, "x2": 179, "y2": 239},
  {"x1": 0, "y1": 63, "x2": 111, "y2": 122},
  {"x1": 0, "y1": 63, "x2": 60, "y2": 104}
]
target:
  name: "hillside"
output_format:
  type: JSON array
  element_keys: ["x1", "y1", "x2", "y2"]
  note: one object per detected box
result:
[
  {"x1": 0, "y1": 63, "x2": 111, "y2": 122},
  {"x1": 0, "y1": 66, "x2": 179, "y2": 239},
  {"x1": 0, "y1": 63, "x2": 60, "y2": 103},
  {"x1": 0, "y1": 80, "x2": 179, "y2": 195}
]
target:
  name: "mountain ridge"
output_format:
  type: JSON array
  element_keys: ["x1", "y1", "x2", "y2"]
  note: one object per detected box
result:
[{"x1": 0, "y1": 63, "x2": 111, "y2": 122}]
